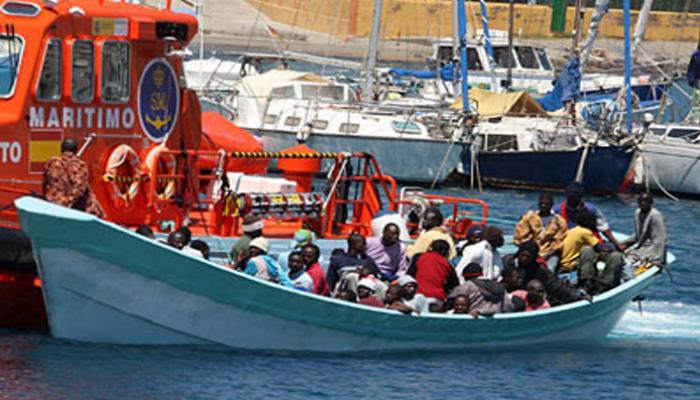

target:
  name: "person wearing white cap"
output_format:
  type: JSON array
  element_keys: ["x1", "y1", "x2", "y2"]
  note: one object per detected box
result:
[
  {"x1": 241, "y1": 237, "x2": 292, "y2": 288},
  {"x1": 230, "y1": 215, "x2": 265, "y2": 262},
  {"x1": 398, "y1": 275, "x2": 429, "y2": 314},
  {"x1": 357, "y1": 278, "x2": 384, "y2": 308}
]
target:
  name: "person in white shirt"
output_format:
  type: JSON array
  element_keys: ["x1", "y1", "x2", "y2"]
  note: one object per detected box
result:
[{"x1": 456, "y1": 226, "x2": 505, "y2": 282}]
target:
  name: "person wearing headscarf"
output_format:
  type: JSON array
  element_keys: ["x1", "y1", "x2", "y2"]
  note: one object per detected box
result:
[
  {"x1": 397, "y1": 275, "x2": 429, "y2": 314},
  {"x1": 230, "y1": 215, "x2": 265, "y2": 262},
  {"x1": 239, "y1": 237, "x2": 292, "y2": 288}
]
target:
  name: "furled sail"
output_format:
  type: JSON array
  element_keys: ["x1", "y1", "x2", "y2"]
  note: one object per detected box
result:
[{"x1": 580, "y1": 0, "x2": 610, "y2": 67}]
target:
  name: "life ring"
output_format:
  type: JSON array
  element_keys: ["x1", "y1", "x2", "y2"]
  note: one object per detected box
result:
[
  {"x1": 143, "y1": 144, "x2": 177, "y2": 200},
  {"x1": 102, "y1": 144, "x2": 142, "y2": 209}
]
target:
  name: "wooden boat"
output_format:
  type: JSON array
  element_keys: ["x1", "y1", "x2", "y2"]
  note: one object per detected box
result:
[{"x1": 17, "y1": 196, "x2": 664, "y2": 352}]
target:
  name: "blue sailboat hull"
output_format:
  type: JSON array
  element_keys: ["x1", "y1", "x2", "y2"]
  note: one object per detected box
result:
[
  {"x1": 16, "y1": 197, "x2": 662, "y2": 352},
  {"x1": 459, "y1": 145, "x2": 635, "y2": 194}
]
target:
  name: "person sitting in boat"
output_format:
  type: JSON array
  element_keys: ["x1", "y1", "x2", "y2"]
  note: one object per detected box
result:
[
  {"x1": 287, "y1": 251, "x2": 314, "y2": 292},
  {"x1": 510, "y1": 279, "x2": 551, "y2": 312},
  {"x1": 326, "y1": 233, "x2": 375, "y2": 293},
  {"x1": 357, "y1": 278, "x2": 385, "y2": 308},
  {"x1": 408, "y1": 239, "x2": 459, "y2": 312},
  {"x1": 190, "y1": 240, "x2": 211, "y2": 260},
  {"x1": 620, "y1": 193, "x2": 667, "y2": 268},
  {"x1": 456, "y1": 226, "x2": 505, "y2": 283},
  {"x1": 230, "y1": 215, "x2": 264, "y2": 263},
  {"x1": 513, "y1": 193, "x2": 568, "y2": 272},
  {"x1": 135, "y1": 225, "x2": 155, "y2": 239},
  {"x1": 397, "y1": 275, "x2": 429, "y2": 314},
  {"x1": 455, "y1": 225, "x2": 485, "y2": 256},
  {"x1": 43, "y1": 138, "x2": 103, "y2": 217},
  {"x1": 366, "y1": 223, "x2": 408, "y2": 281},
  {"x1": 446, "y1": 295, "x2": 473, "y2": 316},
  {"x1": 301, "y1": 244, "x2": 330, "y2": 296},
  {"x1": 277, "y1": 228, "x2": 315, "y2": 275},
  {"x1": 560, "y1": 211, "x2": 625, "y2": 293},
  {"x1": 239, "y1": 237, "x2": 293, "y2": 288},
  {"x1": 503, "y1": 241, "x2": 583, "y2": 306},
  {"x1": 447, "y1": 263, "x2": 516, "y2": 317},
  {"x1": 167, "y1": 230, "x2": 187, "y2": 250},
  {"x1": 406, "y1": 207, "x2": 456, "y2": 261},
  {"x1": 554, "y1": 182, "x2": 624, "y2": 251},
  {"x1": 334, "y1": 289, "x2": 357, "y2": 303}
]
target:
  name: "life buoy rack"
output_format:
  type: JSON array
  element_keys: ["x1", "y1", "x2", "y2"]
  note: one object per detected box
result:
[
  {"x1": 143, "y1": 145, "x2": 177, "y2": 201},
  {"x1": 102, "y1": 144, "x2": 142, "y2": 209}
]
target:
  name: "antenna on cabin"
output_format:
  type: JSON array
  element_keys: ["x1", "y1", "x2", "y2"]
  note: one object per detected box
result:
[{"x1": 4, "y1": 24, "x2": 17, "y2": 84}]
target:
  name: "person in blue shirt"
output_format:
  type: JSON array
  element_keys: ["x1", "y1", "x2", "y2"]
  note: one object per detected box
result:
[{"x1": 241, "y1": 237, "x2": 292, "y2": 288}]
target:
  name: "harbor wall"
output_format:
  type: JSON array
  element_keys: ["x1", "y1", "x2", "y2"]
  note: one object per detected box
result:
[{"x1": 244, "y1": 0, "x2": 700, "y2": 42}]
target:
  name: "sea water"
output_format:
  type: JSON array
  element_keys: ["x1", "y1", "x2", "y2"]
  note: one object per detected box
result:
[{"x1": 1, "y1": 188, "x2": 699, "y2": 399}]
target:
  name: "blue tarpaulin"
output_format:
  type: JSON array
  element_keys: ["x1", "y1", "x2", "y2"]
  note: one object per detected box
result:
[
  {"x1": 537, "y1": 57, "x2": 581, "y2": 112},
  {"x1": 388, "y1": 64, "x2": 456, "y2": 81},
  {"x1": 687, "y1": 48, "x2": 700, "y2": 87}
]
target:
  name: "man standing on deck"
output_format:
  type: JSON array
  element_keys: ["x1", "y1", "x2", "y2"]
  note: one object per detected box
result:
[
  {"x1": 554, "y1": 182, "x2": 624, "y2": 251},
  {"x1": 43, "y1": 139, "x2": 103, "y2": 217}
]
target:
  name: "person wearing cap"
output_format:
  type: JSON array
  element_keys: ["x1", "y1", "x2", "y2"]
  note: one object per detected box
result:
[
  {"x1": 366, "y1": 223, "x2": 408, "y2": 281},
  {"x1": 357, "y1": 278, "x2": 384, "y2": 308},
  {"x1": 302, "y1": 243, "x2": 330, "y2": 296},
  {"x1": 406, "y1": 207, "x2": 457, "y2": 261},
  {"x1": 504, "y1": 240, "x2": 583, "y2": 306},
  {"x1": 447, "y1": 263, "x2": 515, "y2": 316},
  {"x1": 277, "y1": 229, "x2": 315, "y2": 276},
  {"x1": 456, "y1": 226, "x2": 505, "y2": 283},
  {"x1": 230, "y1": 215, "x2": 265, "y2": 262},
  {"x1": 554, "y1": 181, "x2": 623, "y2": 251},
  {"x1": 514, "y1": 193, "x2": 568, "y2": 272},
  {"x1": 241, "y1": 237, "x2": 292, "y2": 288},
  {"x1": 287, "y1": 251, "x2": 314, "y2": 292},
  {"x1": 409, "y1": 240, "x2": 459, "y2": 310},
  {"x1": 43, "y1": 138, "x2": 104, "y2": 217},
  {"x1": 398, "y1": 275, "x2": 429, "y2": 314}
]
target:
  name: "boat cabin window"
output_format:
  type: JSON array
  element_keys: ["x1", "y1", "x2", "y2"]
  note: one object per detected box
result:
[
  {"x1": 284, "y1": 116, "x2": 301, "y2": 127},
  {"x1": 36, "y1": 39, "x2": 62, "y2": 101},
  {"x1": 339, "y1": 123, "x2": 359, "y2": 134},
  {"x1": 666, "y1": 128, "x2": 700, "y2": 141},
  {"x1": 311, "y1": 119, "x2": 328, "y2": 130},
  {"x1": 270, "y1": 85, "x2": 295, "y2": 99},
  {"x1": 263, "y1": 114, "x2": 278, "y2": 124},
  {"x1": 101, "y1": 41, "x2": 130, "y2": 103},
  {"x1": 650, "y1": 127, "x2": 666, "y2": 136},
  {"x1": 467, "y1": 48, "x2": 482, "y2": 71},
  {"x1": 71, "y1": 41, "x2": 94, "y2": 103},
  {"x1": 516, "y1": 46, "x2": 539, "y2": 69},
  {"x1": 535, "y1": 48, "x2": 552, "y2": 71},
  {"x1": 484, "y1": 134, "x2": 518, "y2": 151},
  {"x1": 391, "y1": 120, "x2": 422, "y2": 135},
  {"x1": 436, "y1": 45, "x2": 453, "y2": 63},
  {"x1": 301, "y1": 85, "x2": 345, "y2": 102},
  {"x1": 0, "y1": 35, "x2": 22, "y2": 97},
  {"x1": 493, "y1": 46, "x2": 515, "y2": 68},
  {"x1": 1, "y1": 1, "x2": 40, "y2": 16}
]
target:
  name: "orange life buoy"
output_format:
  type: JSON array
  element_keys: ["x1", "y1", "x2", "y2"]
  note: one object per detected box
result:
[
  {"x1": 143, "y1": 144, "x2": 177, "y2": 200},
  {"x1": 102, "y1": 144, "x2": 142, "y2": 209}
]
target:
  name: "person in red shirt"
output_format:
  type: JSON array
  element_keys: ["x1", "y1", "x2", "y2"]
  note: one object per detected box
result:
[
  {"x1": 409, "y1": 239, "x2": 459, "y2": 312},
  {"x1": 357, "y1": 278, "x2": 384, "y2": 308},
  {"x1": 302, "y1": 244, "x2": 330, "y2": 296}
]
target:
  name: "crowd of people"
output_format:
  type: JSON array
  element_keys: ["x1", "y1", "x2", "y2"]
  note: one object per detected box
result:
[{"x1": 202, "y1": 182, "x2": 667, "y2": 317}]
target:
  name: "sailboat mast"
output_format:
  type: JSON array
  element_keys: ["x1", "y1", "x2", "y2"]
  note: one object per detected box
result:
[
  {"x1": 624, "y1": 0, "x2": 632, "y2": 133},
  {"x1": 457, "y1": 0, "x2": 470, "y2": 112},
  {"x1": 364, "y1": 0, "x2": 383, "y2": 103},
  {"x1": 452, "y1": 0, "x2": 460, "y2": 95}
]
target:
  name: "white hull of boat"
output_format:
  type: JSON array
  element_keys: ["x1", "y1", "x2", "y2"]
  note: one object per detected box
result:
[
  {"x1": 18, "y1": 198, "x2": 661, "y2": 352},
  {"x1": 639, "y1": 139, "x2": 700, "y2": 197}
]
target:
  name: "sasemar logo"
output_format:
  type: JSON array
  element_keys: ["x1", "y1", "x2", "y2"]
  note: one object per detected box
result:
[{"x1": 138, "y1": 59, "x2": 180, "y2": 142}]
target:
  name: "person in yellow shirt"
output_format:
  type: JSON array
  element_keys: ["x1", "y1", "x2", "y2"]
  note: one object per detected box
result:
[
  {"x1": 559, "y1": 210, "x2": 600, "y2": 272},
  {"x1": 514, "y1": 193, "x2": 568, "y2": 271},
  {"x1": 406, "y1": 208, "x2": 456, "y2": 261}
]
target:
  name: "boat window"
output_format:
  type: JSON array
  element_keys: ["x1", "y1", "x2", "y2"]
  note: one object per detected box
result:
[
  {"x1": 516, "y1": 46, "x2": 539, "y2": 69},
  {"x1": 391, "y1": 120, "x2": 422, "y2": 135},
  {"x1": 650, "y1": 128, "x2": 666, "y2": 136},
  {"x1": 485, "y1": 134, "x2": 518, "y2": 151},
  {"x1": 667, "y1": 128, "x2": 700, "y2": 141},
  {"x1": 467, "y1": 48, "x2": 482, "y2": 71},
  {"x1": 1, "y1": 1, "x2": 40, "y2": 16},
  {"x1": 311, "y1": 119, "x2": 328, "y2": 130},
  {"x1": 36, "y1": 38, "x2": 62, "y2": 101},
  {"x1": 284, "y1": 116, "x2": 301, "y2": 127},
  {"x1": 263, "y1": 114, "x2": 278, "y2": 124},
  {"x1": 301, "y1": 85, "x2": 345, "y2": 101},
  {"x1": 534, "y1": 48, "x2": 552, "y2": 71},
  {"x1": 436, "y1": 45, "x2": 453, "y2": 63},
  {"x1": 492, "y1": 46, "x2": 515, "y2": 68},
  {"x1": 71, "y1": 40, "x2": 94, "y2": 103},
  {"x1": 339, "y1": 123, "x2": 359, "y2": 134},
  {"x1": 101, "y1": 41, "x2": 130, "y2": 103},
  {"x1": 0, "y1": 34, "x2": 22, "y2": 97},
  {"x1": 270, "y1": 85, "x2": 295, "y2": 99}
]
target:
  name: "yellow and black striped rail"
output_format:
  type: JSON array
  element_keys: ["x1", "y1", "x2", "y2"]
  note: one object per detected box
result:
[{"x1": 229, "y1": 151, "x2": 343, "y2": 159}]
